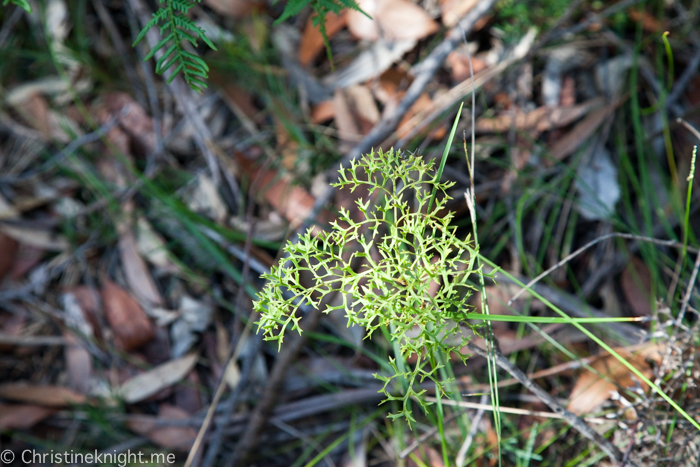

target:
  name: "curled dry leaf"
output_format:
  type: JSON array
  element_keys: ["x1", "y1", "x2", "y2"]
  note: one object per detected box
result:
[
  {"x1": 348, "y1": 0, "x2": 438, "y2": 41},
  {"x1": 119, "y1": 353, "x2": 198, "y2": 404},
  {"x1": 299, "y1": 11, "x2": 347, "y2": 66},
  {"x1": 101, "y1": 279, "x2": 155, "y2": 352},
  {"x1": 620, "y1": 256, "x2": 652, "y2": 317},
  {"x1": 0, "y1": 404, "x2": 57, "y2": 430},
  {"x1": 567, "y1": 343, "x2": 663, "y2": 416},
  {"x1": 126, "y1": 405, "x2": 197, "y2": 450},
  {"x1": 0, "y1": 383, "x2": 86, "y2": 407}
]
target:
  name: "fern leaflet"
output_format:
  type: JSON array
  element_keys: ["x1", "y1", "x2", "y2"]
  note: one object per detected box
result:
[
  {"x1": 3, "y1": 0, "x2": 32, "y2": 13},
  {"x1": 133, "y1": 0, "x2": 217, "y2": 92}
]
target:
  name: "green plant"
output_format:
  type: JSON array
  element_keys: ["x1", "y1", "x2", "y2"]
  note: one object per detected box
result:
[
  {"x1": 254, "y1": 148, "x2": 482, "y2": 426},
  {"x1": 3, "y1": 0, "x2": 30, "y2": 12},
  {"x1": 133, "y1": 0, "x2": 217, "y2": 92}
]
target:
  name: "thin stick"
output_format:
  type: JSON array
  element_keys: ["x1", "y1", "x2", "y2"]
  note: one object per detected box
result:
[
  {"x1": 508, "y1": 232, "x2": 699, "y2": 306},
  {"x1": 455, "y1": 394, "x2": 487, "y2": 467},
  {"x1": 425, "y1": 397, "x2": 608, "y2": 425},
  {"x1": 464, "y1": 341, "x2": 624, "y2": 463}
]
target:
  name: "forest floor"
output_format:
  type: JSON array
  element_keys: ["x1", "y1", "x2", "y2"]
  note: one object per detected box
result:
[{"x1": 1, "y1": 0, "x2": 700, "y2": 465}]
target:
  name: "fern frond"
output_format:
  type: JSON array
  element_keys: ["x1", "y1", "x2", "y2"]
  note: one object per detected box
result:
[
  {"x1": 3, "y1": 0, "x2": 31, "y2": 12},
  {"x1": 133, "y1": 0, "x2": 217, "y2": 93}
]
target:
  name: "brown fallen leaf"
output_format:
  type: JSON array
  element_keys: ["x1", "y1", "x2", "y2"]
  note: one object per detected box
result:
[
  {"x1": 101, "y1": 92, "x2": 156, "y2": 156},
  {"x1": 0, "y1": 224, "x2": 68, "y2": 251},
  {"x1": 475, "y1": 98, "x2": 604, "y2": 134},
  {"x1": 299, "y1": 11, "x2": 347, "y2": 66},
  {"x1": 0, "y1": 383, "x2": 86, "y2": 407},
  {"x1": 567, "y1": 343, "x2": 663, "y2": 415},
  {"x1": 10, "y1": 244, "x2": 45, "y2": 280},
  {"x1": 234, "y1": 153, "x2": 318, "y2": 226},
  {"x1": 311, "y1": 100, "x2": 335, "y2": 124},
  {"x1": 397, "y1": 93, "x2": 440, "y2": 140},
  {"x1": 406, "y1": 445, "x2": 445, "y2": 467},
  {"x1": 101, "y1": 279, "x2": 155, "y2": 352},
  {"x1": 118, "y1": 225, "x2": 164, "y2": 306},
  {"x1": 446, "y1": 49, "x2": 488, "y2": 83},
  {"x1": 620, "y1": 256, "x2": 652, "y2": 317},
  {"x1": 348, "y1": 0, "x2": 438, "y2": 41},
  {"x1": 63, "y1": 331, "x2": 93, "y2": 394},
  {"x1": 126, "y1": 404, "x2": 197, "y2": 450},
  {"x1": 333, "y1": 88, "x2": 363, "y2": 147},
  {"x1": 440, "y1": 0, "x2": 480, "y2": 27},
  {"x1": 205, "y1": 0, "x2": 258, "y2": 18},
  {"x1": 119, "y1": 353, "x2": 198, "y2": 404},
  {"x1": 0, "y1": 232, "x2": 19, "y2": 282},
  {"x1": 549, "y1": 98, "x2": 624, "y2": 161},
  {"x1": 0, "y1": 403, "x2": 57, "y2": 430}
]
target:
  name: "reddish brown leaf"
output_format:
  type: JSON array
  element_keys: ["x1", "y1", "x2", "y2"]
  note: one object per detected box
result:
[
  {"x1": 311, "y1": 100, "x2": 335, "y2": 123},
  {"x1": 0, "y1": 383, "x2": 86, "y2": 407},
  {"x1": 0, "y1": 403, "x2": 56, "y2": 430},
  {"x1": 620, "y1": 256, "x2": 652, "y2": 317},
  {"x1": 299, "y1": 11, "x2": 347, "y2": 66},
  {"x1": 101, "y1": 279, "x2": 155, "y2": 352},
  {"x1": 10, "y1": 244, "x2": 44, "y2": 280}
]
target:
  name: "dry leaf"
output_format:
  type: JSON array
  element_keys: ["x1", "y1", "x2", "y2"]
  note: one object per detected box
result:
[
  {"x1": 0, "y1": 194, "x2": 19, "y2": 220},
  {"x1": 11, "y1": 244, "x2": 45, "y2": 280},
  {"x1": 440, "y1": 0, "x2": 480, "y2": 27},
  {"x1": 406, "y1": 445, "x2": 444, "y2": 467},
  {"x1": 184, "y1": 173, "x2": 228, "y2": 224},
  {"x1": 0, "y1": 224, "x2": 68, "y2": 251},
  {"x1": 345, "y1": 85, "x2": 380, "y2": 127},
  {"x1": 101, "y1": 279, "x2": 155, "y2": 352},
  {"x1": 548, "y1": 99, "x2": 622, "y2": 160},
  {"x1": 0, "y1": 383, "x2": 86, "y2": 407},
  {"x1": 621, "y1": 257, "x2": 652, "y2": 317},
  {"x1": 476, "y1": 98, "x2": 603, "y2": 134},
  {"x1": 119, "y1": 225, "x2": 164, "y2": 306},
  {"x1": 274, "y1": 116, "x2": 300, "y2": 170},
  {"x1": 136, "y1": 216, "x2": 181, "y2": 275},
  {"x1": 0, "y1": 404, "x2": 56, "y2": 430},
  {"x1": 311, "y1": 100, "x2": 335, "y2": 123},
  {"x1": 205, "y1": 0, "x2": 258, "y2": 18},
  {"x1": 127, "y1": 405, "x2": 197, "y2": 450},
  {"x1": 299, "y1": 11, "x2": 347, "y2": 66},
  {"x1": 63, "y1": 331, "x2": 94, "y2": 394},
  {"x1": 567, "y1": 344, "x2": 663, "y2": 415},
  {"x1": 348, "y1": 0, "x2": 438, "y2": 41},
  {"x1": 233, "y1": 154, "x2": 321, "y2": 226},
  {"x1": 119, "y1": 353, "x2": 198, "y2": 404},
  {"x1": 333, "y1": 89, "x2": 362, "y2": 146},
  {"x1": 0, "y1": 232, "x2": 19, "y2": 282},
  {"x1": 446, "y1": 49, "x2": 488, "y2": 83},
  {"x1": 397, "y1": 93, "x2": 435, "y2": 140},
  {"x1": 102, "y1": 92, "x2": 156, "y2": 156}
]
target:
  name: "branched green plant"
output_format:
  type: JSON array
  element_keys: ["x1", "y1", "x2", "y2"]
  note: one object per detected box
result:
[
  {"x1": 274, "y1": 0, "x2": 369, "y2": 67},
  {"x1": 133, "y1": 0, "x2": 217, "y2": 92},
  {"x1": 3, "y1": 0, "x2": 30, "y2": 12},
  {"x1": 254, "y1": 148, "x2": 482, "y2": 426}
]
